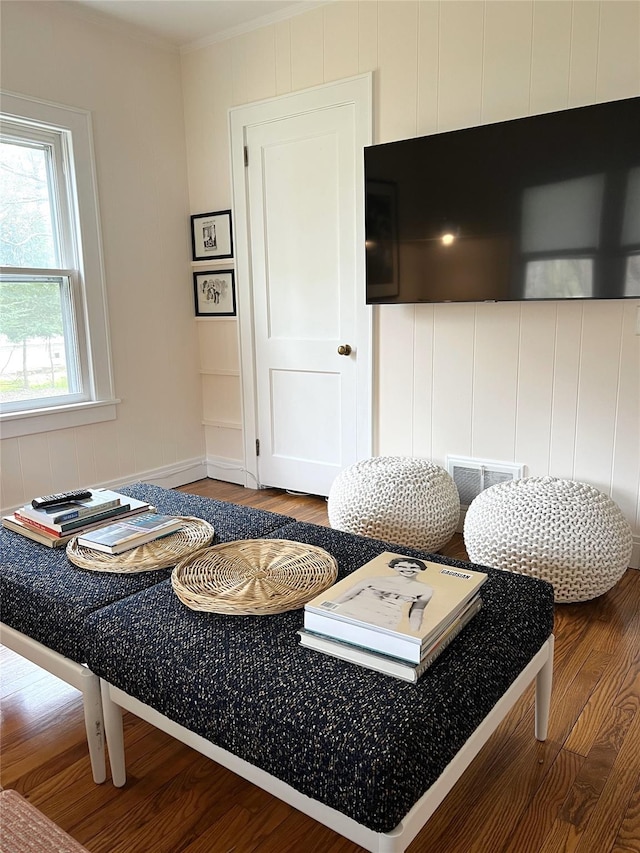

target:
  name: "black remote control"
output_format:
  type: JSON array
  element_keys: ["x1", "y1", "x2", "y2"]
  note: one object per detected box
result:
[{"x1": 32, "y1": 490, "x2": 93, "y2": 509}]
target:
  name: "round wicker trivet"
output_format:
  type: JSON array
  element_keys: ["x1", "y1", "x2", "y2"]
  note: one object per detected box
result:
[
  {"x1": 171, "y1": 538, "x2": 338, "y2": 615},
  {"x1": 66, "y1": 516, "x2": 214, "y2": 573}
]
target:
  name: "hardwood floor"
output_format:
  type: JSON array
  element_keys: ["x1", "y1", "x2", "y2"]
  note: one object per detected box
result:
[{"x1": 1, "y1": 478, "x2": 638, "y2": 853}]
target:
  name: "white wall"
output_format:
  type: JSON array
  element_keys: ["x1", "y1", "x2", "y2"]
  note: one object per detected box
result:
[
  {"x1": 181, "y1": 0, "x2": 640, "y2": 548},
  {"x1": 0, "y1": 1, "x2": 205, "y2": 510}
]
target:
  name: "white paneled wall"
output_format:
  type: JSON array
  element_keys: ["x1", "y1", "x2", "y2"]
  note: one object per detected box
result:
[
  {"x1": 378, "y1": 301, "x2": 639, "y2": 503},
  {"x1": 197, "y1": 317, "x2": 244, "y2": 480},
  {"x1": 515, "y1": 303, "x2": 556, "y2": 476},
  {"x1": 437, "y1": 1, "x2": 484, "y2": 130},
  {"x1": 530, "y1": 2, "x2": 572, "y2": 115},
  {"x1": 181, "y1": 0, "x2": 640, "y2": 545}
]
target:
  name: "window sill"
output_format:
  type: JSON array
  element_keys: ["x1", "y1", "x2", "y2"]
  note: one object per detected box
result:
[{"x1": 0, "y1": 399, "x2": 120, "y2": 439}]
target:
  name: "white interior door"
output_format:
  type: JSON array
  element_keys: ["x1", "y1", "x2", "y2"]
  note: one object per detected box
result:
[{"x1": 231, "y1": 75, "x2": 372, "y2": 497}]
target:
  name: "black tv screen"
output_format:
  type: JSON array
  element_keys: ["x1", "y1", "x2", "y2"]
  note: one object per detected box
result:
[{"x1": 364, "y1": 97, "x2": 640, "y2": 304}]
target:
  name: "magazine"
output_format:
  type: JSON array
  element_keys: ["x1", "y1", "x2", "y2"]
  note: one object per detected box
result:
[{"x1": 303, "y1": 551, "x2": 487, "y2": 664}]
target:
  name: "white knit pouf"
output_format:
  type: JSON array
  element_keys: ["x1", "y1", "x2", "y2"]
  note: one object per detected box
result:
[
  {"x1": 328, "y1": 456, "x2": 460, "y2": 552},
  {"x1": 463, "y1": 477, "x2": 633, "y2": 603}
]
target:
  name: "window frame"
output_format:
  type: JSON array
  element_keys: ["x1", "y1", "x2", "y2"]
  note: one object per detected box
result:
[{"x1": 0, "y1": 91, "x2": 117, "y2": 438}]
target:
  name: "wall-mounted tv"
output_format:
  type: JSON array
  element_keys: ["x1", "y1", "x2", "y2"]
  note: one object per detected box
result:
[{"x1": 364, "y1": 97, "x2": 640, "y2": 304}]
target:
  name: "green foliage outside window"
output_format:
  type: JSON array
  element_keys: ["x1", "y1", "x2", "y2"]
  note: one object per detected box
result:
[
  {"x1": 0, "y1": 141, "x2": 57, "y2": 268},
  {"x1": 0, "y1": 279, "x2": 69, "y2": 396}
]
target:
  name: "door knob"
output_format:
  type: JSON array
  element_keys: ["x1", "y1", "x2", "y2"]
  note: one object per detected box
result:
[{"x1": 337, "y1": 344, "x2": 352, "y2": 356}]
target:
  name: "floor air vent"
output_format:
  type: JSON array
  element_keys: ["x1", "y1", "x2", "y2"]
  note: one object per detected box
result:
[{"x1": 446, "y1": 456, "x2": 525, "y2": 508}]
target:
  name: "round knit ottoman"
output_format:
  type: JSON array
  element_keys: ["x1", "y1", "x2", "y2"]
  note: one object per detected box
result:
[
  {"x1": 328, "y1": 456, "x2": 460, "y2": 552},
  {"x1": 463, "y1": 477, "x2": 633, "y2": 603}
]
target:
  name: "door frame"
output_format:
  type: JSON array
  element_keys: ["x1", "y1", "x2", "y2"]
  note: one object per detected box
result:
[{"x1": 229, "y1": 73, "x2": 373, "y2": 491}]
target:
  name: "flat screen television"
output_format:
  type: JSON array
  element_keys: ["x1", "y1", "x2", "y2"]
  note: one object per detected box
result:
[{"x1": 364, "y1": 97, "x2": 640, "y2": 304}]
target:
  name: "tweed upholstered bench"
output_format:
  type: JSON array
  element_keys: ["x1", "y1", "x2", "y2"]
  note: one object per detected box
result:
[
  {"x1": 0, "y1": 483, "x2": 295, "y2": 783},
  {"x1": 87, "y1": 521, "x2": 555, "y2": 852}
]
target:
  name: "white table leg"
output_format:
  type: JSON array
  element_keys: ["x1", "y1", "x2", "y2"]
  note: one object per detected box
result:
[
  {"x1": 1, "y1": 625, "x2": 107, "y2": 784},
  {"x1": 100, "y1": 679, "x2": 126, "y2": 787},
  {"x1": 534, "y1": 635, "x2": 554, "y2": 741},
  {"x1": 80, "y1": 668, "x2": 106, "y2": 783}
]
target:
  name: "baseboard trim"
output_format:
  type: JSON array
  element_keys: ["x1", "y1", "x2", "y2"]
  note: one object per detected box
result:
[
  {"x1": 108, "y1": 458, "x2": 209, "y2": 491},
  {"x1": 206, "y1": 456, "x2": 252, "y2": 488},
  {"x1": 1, "y1": 458, "x2": 207, "y2": 517},
  {"x1": 1, "y1": 456, "x2": 262, "y2": 518}
]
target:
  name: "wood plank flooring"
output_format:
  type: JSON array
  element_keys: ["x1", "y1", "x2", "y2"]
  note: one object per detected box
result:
[{"x1": 1, "y1": 478, "x2": 638, "y2": 853}]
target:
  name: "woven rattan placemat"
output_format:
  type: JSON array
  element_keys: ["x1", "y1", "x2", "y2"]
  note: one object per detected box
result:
[
  {"x1": 66, "y1": 516, "x2": 214, "y2": 573},
  {"x1": 171, "y1": 538, "x2": 338, "y2": 615}
]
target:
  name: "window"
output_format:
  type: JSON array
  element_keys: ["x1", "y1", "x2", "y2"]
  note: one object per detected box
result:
[{"x1": 0, "y1": 92, "x2": 116, "y2": 438}]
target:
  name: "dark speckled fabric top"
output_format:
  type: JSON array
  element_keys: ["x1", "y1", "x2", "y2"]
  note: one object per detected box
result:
[
  {"x1": 84, "y1": 519, "x2": 554, "y2": 834},
  {"x1": 0, "y1": 483, "x2": 294, "y2": 662}
]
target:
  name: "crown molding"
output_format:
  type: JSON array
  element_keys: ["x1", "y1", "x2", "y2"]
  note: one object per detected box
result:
[{"x1": 180, "y1": 1, "x2": 332, "y2": 55}]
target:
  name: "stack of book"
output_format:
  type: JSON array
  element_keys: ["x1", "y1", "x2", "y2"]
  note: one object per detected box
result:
[
  {"x1": 2, "y1": 489, "x2": 155, "y2": 548},
  {"x1": 300, "y1": 551, "x2": 487, "y2": 682}
]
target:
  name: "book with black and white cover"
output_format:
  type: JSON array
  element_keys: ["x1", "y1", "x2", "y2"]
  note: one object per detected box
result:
[
  {"x1": 299, "y1": 595, "x2": 482, "y2": 682},
  {"x1": 76, "y1": 512, "x2": 183, "y2": 554},
  {"x1": 303, "y1": 551, "x2": 487, "y2": 664}
]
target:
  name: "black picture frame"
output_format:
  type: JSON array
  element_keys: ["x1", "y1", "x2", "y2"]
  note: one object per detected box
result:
[
  {"x1": 191, "y1": 209, "x2": 233, "y2": 261},
  {"x1": 193, "y1": 269, "x2": 236, "y2": 317}
]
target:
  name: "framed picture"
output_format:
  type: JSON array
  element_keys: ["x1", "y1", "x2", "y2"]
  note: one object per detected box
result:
[
  {"x1": 193, "y1": 270, "x2": 236, "y2": 317},
  {"x1": 191, "y1": 209, "x2": 233, "y2": 261},
  {"x1": 365, "y1": 180, "x2": 399, "y2": 299}
]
